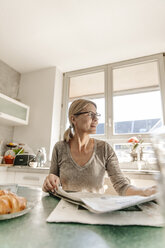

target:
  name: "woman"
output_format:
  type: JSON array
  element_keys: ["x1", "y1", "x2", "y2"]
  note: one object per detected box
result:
[{"x1": 43, "y1": 99, "x2": 156, "y2": 196}]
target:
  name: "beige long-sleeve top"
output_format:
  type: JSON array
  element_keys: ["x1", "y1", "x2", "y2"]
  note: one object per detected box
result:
[{"x1": 49, "y1": 139, "x2": 131, "y2": 195}]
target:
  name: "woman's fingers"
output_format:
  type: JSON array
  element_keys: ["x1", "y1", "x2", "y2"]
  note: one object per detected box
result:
[
  {"x1": 51, "y1": 177, "x2": 60, "y2": 191},
  {"x1": 55, "y1": 177, "x2": 61, "y2": 190},
  {"x1": 49, "y1": 174, "x2": 61, "y2": 191},
  {"x1": 49, "y1": 174, "x2": 59, "y2": 188},
  {"x1": 42, "y1": 179, "x2": 52, "y2": 192},
  {"x1": 42, "y1": 174, "x2": 61, "y2": 192},
  {"x1": 143, "y1": 185, "x2": 157, "y2": 196},
  {"x1": 151, "y1": 185, "x2": 157, "y2": 194},
  {"x1": 46, "y1": 178, "x2": 54, "y2": 190}
]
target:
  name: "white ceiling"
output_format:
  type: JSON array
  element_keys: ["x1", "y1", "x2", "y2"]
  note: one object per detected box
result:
[{"x1": 0, "y1": 0, "x2": 165, "y2": 73}]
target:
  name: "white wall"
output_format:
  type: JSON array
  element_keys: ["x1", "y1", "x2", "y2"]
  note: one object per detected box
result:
[{"x1": 13, "y1": 67, "x2": 63, "y2": 159}]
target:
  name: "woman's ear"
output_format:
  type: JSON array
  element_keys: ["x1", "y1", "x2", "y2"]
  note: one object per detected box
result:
[{"x1": 71, "y1": 115, "x2": 76, "y2": 126}]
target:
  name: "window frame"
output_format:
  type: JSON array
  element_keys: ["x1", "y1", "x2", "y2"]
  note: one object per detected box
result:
[
  {"x1": 107, "y1": 53, "x2": 165, "y2": 146},
  {"x1": 60, "y1": 64, "x2": 108, "y2": 140},
  {"x1": 61, "y1": 53, "x2": 165, "y2": 147}
]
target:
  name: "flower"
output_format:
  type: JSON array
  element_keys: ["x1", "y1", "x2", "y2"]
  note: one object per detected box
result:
[
  {"x1": 128, "y1": 136, "x2": 139, "y2": 143},
  {"x1": 128, "y1": 136, "x2": 143, "y2": 151}
]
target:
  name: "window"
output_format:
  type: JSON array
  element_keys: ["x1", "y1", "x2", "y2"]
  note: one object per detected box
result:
[
  {"x1": 113, "y1": 91, "x2": 163, "y2": 134},
  {"x1": 62, "y1": 54, "x2": 165, "y2": 164},
  {"x1": 112, "y1": 61, "x2": 163, "y2": 136},
  {"x1": 66, "y1": 70, "x2": 106, "y2": 136}
]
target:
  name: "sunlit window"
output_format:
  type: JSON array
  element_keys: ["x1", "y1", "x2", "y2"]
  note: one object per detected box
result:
[
  {"x1": 62, "y1": 54, "x2": 165, "y2": 169},
  {"x1": 113, "y1": 91, "x2": 163, "y2": 134}
]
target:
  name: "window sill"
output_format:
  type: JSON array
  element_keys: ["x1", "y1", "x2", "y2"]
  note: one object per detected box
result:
[{"x1": 119, "y1": 161, "x2": 158, "y2": 171}]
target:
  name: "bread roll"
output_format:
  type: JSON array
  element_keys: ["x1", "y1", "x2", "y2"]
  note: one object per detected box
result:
[{"x1": 0, "y1": 190, "x2": 27, "y2": 214}]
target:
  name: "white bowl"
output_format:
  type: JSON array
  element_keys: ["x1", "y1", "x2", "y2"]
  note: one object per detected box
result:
[{"x1": 29, "y1": 162, "x2": 37, "y2": 168}]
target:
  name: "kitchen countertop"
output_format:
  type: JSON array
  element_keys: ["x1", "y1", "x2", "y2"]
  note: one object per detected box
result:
[
  {"x1": 0, "y1": 185, "x2": 164, "y2": 248},
  {"x1": 7, "y1": 165, "x2": 49, "y2": 173},
  {"x1": 0, "y1": 165, "x2": 49, "y2": 173},
  {"x1": 0, "y1": 164, "x2": 159, "y2": 175}
]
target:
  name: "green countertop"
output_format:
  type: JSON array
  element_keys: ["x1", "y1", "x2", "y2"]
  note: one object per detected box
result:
[{"x1": 0, "y1": 186, "x2": 165, "y2": 248}]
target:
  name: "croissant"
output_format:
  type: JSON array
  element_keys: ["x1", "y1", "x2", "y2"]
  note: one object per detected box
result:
[{"x1": 0, "y1": 190, "x2": 27, "y2": 214}]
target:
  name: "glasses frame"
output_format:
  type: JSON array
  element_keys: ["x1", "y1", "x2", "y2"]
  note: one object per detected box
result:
[{"x1": 74, "y1": 111, "x2": 101, "y2": 120}]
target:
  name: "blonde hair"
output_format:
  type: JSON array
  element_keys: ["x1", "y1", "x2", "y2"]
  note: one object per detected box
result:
[{"x1": 63, "y1": 99, "x2": 97, "y2": 142}]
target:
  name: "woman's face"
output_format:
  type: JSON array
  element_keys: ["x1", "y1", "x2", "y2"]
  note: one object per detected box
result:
[{"x1": 72, "y1": 103, "x2": 99, "y2": 135}]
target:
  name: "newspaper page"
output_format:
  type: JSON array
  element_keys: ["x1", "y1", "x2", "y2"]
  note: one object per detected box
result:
[
  {"x1": 50, "y1": 187, "x2": 157, "y2": 214},
  {"x1": 47, "y1": 199, "x2": 164, "y2": 226}
]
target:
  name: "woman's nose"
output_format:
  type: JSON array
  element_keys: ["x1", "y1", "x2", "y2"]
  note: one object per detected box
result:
[{"x1": 93, "y1": 118, "x2": 98, "y2": 123}]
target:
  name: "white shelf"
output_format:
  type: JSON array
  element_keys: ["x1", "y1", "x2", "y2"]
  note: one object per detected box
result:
[{"x1": 0, "y1": 93, "x2": 29, "y2": 126}]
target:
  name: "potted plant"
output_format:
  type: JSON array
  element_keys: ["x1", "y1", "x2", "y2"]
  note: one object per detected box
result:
[{"x1": 128, "y1": 136, "x2": 143, "y2": 162}]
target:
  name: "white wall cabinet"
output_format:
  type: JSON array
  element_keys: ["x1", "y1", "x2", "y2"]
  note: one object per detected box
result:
[{"x1": 0, "y1": 92, "x2": 29, "y2": 126}]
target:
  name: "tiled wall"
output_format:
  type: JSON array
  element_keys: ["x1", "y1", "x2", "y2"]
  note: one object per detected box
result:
[{"x1": 0, "y1": 59, "x2": 20, "y2": 155}]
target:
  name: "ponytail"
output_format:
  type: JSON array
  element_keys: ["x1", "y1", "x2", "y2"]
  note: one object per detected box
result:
[{"x1": 63, "y1": 126, "x2": 74, "y2": 142}]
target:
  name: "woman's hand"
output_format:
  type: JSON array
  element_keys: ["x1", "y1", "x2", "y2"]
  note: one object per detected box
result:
[
  {"x1": 141, "y1": 185, "x2": 157, "y2": 196},
  {"x1": 42, "y1": 174, "x2": 61, "y2": 193},
  {"x1": 125, "y1": 185, "x2": 157, "y2": 196}
]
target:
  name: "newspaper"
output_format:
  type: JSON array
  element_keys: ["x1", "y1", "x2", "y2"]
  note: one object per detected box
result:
[
  {"x1": 47, "y1": 199, "x2": 164, "y2": 226},
  {"x1": 49, "y1": 187, "x2": 158, "y2": 214}
]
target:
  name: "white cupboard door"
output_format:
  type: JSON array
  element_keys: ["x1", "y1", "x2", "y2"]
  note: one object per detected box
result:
[
  {"x1": 15, "y1": 172, "x2": 40, "y2": 186},
  {"x1": 0, "y1": 171, "x2": 15, "y2": 184},
  {"x1": 0, "y1": 92, "x2": 30, "y2": 126}
]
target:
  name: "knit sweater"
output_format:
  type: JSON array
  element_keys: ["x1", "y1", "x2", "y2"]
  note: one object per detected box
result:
[{"x1": 49, "y1": 139, "x2": 130, "y2": 195}]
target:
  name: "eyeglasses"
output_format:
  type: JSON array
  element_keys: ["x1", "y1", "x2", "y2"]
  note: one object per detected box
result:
[{"x1": 74, "y1": 111, "x2": 101, "y2": 120}]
